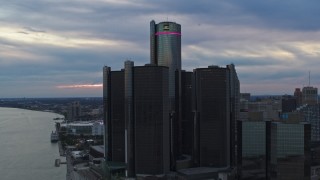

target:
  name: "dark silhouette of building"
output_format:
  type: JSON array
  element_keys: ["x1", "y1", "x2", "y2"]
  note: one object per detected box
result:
[
  {"x1": 193, "y1": 65, "x2": 240, "y2": 172},
  {"x1": 132, "y1": 64, "x2": 170, "y2": 175},
  {"x1": 103, "y1": 67, "x2": 125, "y2": 162},
  {"x1": 240, "y1": 93, "x2": 251, "y2": 101},
  {"x1": 150, "y1": 20, "x2": 182, "y2": 169},
  {"x1": 67, "y1": 101, "x2": 81, "y2": 121},
  {"x1": 281, "y1": 95, "x2": 297, "y2": 113},
  {"x1": 104, "y1": 62, "x2": 171, "y2": 177},
  {"x1": 102, "y1": 21, "x2": 242, "y2": 178},
  {"x1": 239, "y1": 120, "x2": 271, "y2": 180},
  {"x1": 294, "y1": 88, "x2": 303, "y2": 107},
  {"x1": 181, "y1": 71, "x2": 193, "y2": 156},
  {"x1": 103, "y1": 66, "x2": 111, "y2": 160}
]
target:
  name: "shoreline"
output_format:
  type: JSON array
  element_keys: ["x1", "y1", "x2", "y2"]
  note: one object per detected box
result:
[{"x1": 0, "y1": 106, "x2": 65, "y2": 118}]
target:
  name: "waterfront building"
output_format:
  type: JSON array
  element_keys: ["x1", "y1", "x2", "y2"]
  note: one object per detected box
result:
[
  {"x1": 150, "y1": 20, "x2": 182, "y2": 165},
  {"x1": 103, "y1": 66, "x2": 110, "y2": 160},
  {"x1": 150, "y1": 21, "x2": 181, "y2": 91},
  {"x1": 60, "y1": 120, "x2": 104, "y2": 136},
  {"x1": 193, "y1": 65, "x2": 230, "y2": 167},
  {"x1": 150, "y1": 20, "x2": 181, "y2": 110},
  {"x1": 101, "y1": 21, "x2": 242, "y2": 178},
  {"x1": 103, "y1": 67, "x2": 125, "y2": 162},
  {"x1": 193, "y1": 65, "x2": 240, "y2": 174},
  {"x1": 104, "y1": 62, "x2": 171, "y2": 177},
  {"x1": 181, "y1": 71, "x2": 193, "y2": 156},
  {"x1": 131, "y1": 63, "x2": 170, "y2": 176}
]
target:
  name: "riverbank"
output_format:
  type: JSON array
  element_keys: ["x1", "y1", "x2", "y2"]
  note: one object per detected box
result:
[{"x1": 0, "y1": 108, "x2": 66, "y2": 180}]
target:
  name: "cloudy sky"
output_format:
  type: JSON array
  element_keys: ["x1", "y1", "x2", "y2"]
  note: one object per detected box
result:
[{"x1": 1, "y1": 0, "x2": 320, "y2": 98}]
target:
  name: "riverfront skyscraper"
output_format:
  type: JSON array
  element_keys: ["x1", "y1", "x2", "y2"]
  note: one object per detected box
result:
[
  {"x1": 103, "y1": 66, "x2": 125, "y2": 162},
  {"x1": 193, "y1": 65, "x2": 240, "y2": 172},
  {"x1": 150, "y1": 20, "x2": 182, "y2": 168},
  {"x1": 150, "y1": 20, "x2": 181, "y2": 108},
  {"x1": 150, "y1": 20, "x2": 181, "y2": 70},
  {"x1": 102, "y1": 21, "x2": 241, "y2": 179},
  {"x1": 104, "y1": 62, "x2": 170, "y2": 177}
]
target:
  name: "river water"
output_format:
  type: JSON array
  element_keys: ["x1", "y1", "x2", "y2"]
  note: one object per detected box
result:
[{"x1": 0, "y1": 107, "x2": 66, "y2": 180}]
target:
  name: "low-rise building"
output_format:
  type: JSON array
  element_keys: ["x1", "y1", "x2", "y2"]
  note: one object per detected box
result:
[{"x1": 60, "y1": 120, "x2": 104, "y2": 136}]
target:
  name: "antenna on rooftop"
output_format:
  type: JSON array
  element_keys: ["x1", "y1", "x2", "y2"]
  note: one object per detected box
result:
[{"x1": 309, "y1": 71, "x2": 311, "y2": 86}]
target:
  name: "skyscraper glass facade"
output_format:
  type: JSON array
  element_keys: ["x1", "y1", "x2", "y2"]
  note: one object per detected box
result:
[
  {"x1": 102, "y1": 21, "x2": 242, "y2": 178},
  {"x1": 242, "y1": 121, "x2": 266, "y2": 157},
  {"x1": 270, "y1": 122, "x2": 311, "y2": 180},
  {"x1": 241, "y1": 121, "x2": 270, "y2": 179},
  {"x1": 150, "y1": 20, "x2": 182, "y2": 168},
  {"x1": 272, "y1": 123, "x2": 305, "y2": 158},
  {"x1": 194, "y1": 66, "x2": 231, "y2": 167},
  {"x1": 150, "y1": 20, "x2": 181, "y2": 108}
]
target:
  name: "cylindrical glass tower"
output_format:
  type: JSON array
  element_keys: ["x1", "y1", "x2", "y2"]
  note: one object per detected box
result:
[
  {"x1": 150, "y1": 20, "x2": 182, "y2": 169},
  {"x1": 150, "y1": 21, "x2": 181, "y2": 110}
]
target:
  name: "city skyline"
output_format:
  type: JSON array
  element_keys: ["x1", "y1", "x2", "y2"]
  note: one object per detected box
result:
[{"x1": 1, "y1": 1, "x2": 320, "y2": 97}]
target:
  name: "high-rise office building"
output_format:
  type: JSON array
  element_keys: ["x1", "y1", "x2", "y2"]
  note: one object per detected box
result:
[
  {"x1": 294, "y1": 88, "x2": 303, "y2": 107},
  {"x1": 67, "y1": 101, "x2": 81, "y2": 121},
  {"x1": 150, "y1": 20, "x2": 181, "y2": 71},
  {"x1": 132, "y1": 64, "x2": 170, "y2": 176},
  {"x1": 270, "y1": 121, "x2": 311, "y2": 180},
  {"x1": 240, "y1": 120, "x2": 271, "y2": 180},
  {"x1": 193, "y1": 65, "x2": 240, "y2": 170},
  {"x1": 150, "y1": 20, "x2": 182, "y2": 168},
  {"x1": 102, "y1": 21, "x2": 242, "y2": 178},
  {"x1": 150, "y1": 20, "x2": 181, "y2": 107},
  {"x1": 228, "y1": 64, "x2": 240, "y2": 171},
  {"x1": 297, "y1": 86, "x2": 320, "y2": 141},
  {"x1": 103, "y1": 66, "x2": 110, "y2": 160},
  {"x1": 181, "y1": 71, "x2": 193, "y2": 156},
  {"x1": 302, "y1": 86, "x2": 318, "y2": 105},
  {"x1": 103, "y1": 67, "x2": 125, "y2": 162},
  {"x1": 104, "y1": 62, "x2": 171, "y2": 177}
]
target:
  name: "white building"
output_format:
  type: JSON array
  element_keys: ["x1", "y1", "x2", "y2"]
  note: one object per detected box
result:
[
  {"x1": 61, "y1": 120, "x2": 104, "y2": 136},
  {"x1": 92, "y1": 121, "x2": 104, "y2": 136}
]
